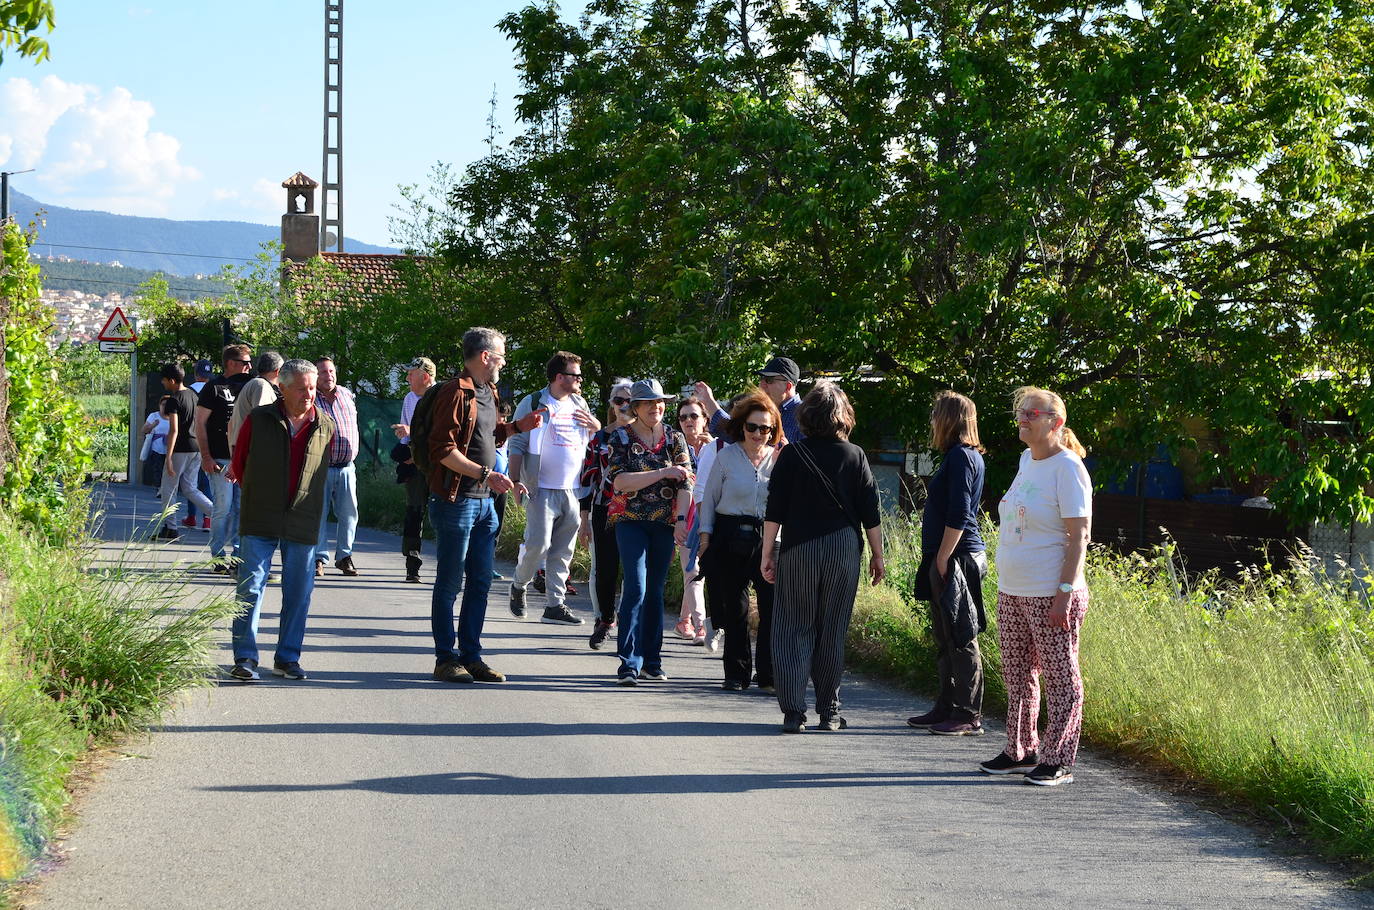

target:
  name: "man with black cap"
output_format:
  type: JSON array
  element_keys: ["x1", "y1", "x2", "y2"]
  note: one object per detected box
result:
[{"x1": 695, "y1": 355, "x2": 805, "y2": 444}]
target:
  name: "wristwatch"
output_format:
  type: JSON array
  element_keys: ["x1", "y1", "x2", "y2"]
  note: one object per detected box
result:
[
  {"x1": 674, "y1": 515, "x2": 686, "y2": 522},
  {"x1": 1058, "y1": 582, "x2": 1074, "y2": 594},
  {"x1": 479, "y1": 466, "x2": 492, "y2": 483}
]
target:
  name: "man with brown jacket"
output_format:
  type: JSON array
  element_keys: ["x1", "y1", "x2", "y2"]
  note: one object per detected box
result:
[
  {"x1": 427, "y1": 327, "x2": 543, "y2": 683},
  {"x1": 225, "y1": 359, "x2": 336, "y2": 682}
]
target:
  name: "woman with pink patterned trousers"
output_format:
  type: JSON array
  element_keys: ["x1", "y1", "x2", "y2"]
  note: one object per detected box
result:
[{"x1": 980, "y1": 386, "x2": 1092, "y2": 787}]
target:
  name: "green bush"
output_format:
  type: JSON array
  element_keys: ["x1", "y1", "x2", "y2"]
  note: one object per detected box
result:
[{"x1": 849, "y1": 510, "x2": 1374, "y2": 867}]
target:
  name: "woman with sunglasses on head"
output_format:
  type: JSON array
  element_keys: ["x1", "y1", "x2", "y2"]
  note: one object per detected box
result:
[
  {"x1": 579, "y1": 378, "x2": 634, "y2": 650},
  {"x1": 698, "y1": 390, "x2": 782, "y2": 691},
  {"x1": 673, "y1": 396, "x2": 715, "y2": 645},
  {"x1": 763, "y1": 382, "x2": 884, "y2": 733},
  {"x1": 979, "y1": 386, "x2": 1092, "y2": 786}
]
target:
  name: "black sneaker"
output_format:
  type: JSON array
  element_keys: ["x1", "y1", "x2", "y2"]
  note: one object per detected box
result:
[
  {"x1": 509, "y1": 587, "x2": 527, "y2": 619},
  {"x1": 617, "y1": 673, "x2": 638, "y2": 686},
  {"x1": 272, "y1": 661, "x2": 307, "y2": 680},
  {"x1": 1025, "y1": 763, "x2": 1074, "y2": 787},
  {"x1": 816, "y1": 715, "x2": 848, "y2": 731},
  {"x1": 782, "y1": 712, "x2": 807, "y2": 734},
  {"x1": 405, "y1": 573, "x2": 421, "y2": 584},
  {"x1": 533, "y1": 570, "x2": 547, "y2": 593},
  {"x1": 154, "y1": 526, "x2": 180, "y2": 541},
  {"x1": 541, "y1": 603, "x2": 583, "y2": 625},
  {"x1": 722, "y1": 679, "x2": 746, "y2": 691},
  {"x1": 638, "y1": 669, "x2": 668, "y2": 681},
  {"x1": 432, "y1": 660, "x2": 474, "y2": 683},
  {"x1": 907, "y1": 709, "x2": 948, "y2": 728},
  {"x1": 979, "y1": 752, "x2": 1040, "y2": 775},
  {"x1": 463, "y1": 660, "x2": 506, "y2": 683},
  {"x1": 589, "y1": 619, "x2": 613, "y2": 650},
  {"x1": 229, "y1": 658, "x2": 259, "y2": 681}
]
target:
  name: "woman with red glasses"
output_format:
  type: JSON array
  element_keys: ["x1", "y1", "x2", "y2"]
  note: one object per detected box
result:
[
  {"x1": 673, "y1": 396, "x2": 715, "y2": 644},
  {"x1": 578, "y1": 378, "x2": 634, "y2": 650},
  {"x1": 980, "y1": 386, "x2": 1092, "y2": 786},
  {"x1": 698, "y1": 389, "x2": 783, "y2": 691}
]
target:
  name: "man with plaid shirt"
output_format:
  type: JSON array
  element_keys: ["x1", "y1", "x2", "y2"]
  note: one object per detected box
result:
[{"x1": 313, "y1": 356, "x2": 362, "y2": 577}]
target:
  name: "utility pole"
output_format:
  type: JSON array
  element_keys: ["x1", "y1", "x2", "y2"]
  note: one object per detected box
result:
[
  {"x1": 0, "y1": 169, "x2": 36, "y2": 223},
  {"x1": 321, "y1": 0, "x2": 344, "y2": 252}
]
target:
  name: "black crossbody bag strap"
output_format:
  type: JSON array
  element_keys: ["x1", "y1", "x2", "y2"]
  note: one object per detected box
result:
[{"x1": 791, "y1": 441, "x2": 861, "y2": 533}]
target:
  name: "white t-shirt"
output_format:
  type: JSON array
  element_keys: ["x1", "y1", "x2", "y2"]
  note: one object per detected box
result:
[
  {"x1": 144, "y1": 412, "x2": 169, "y2": 456},
  {"x1": 532, "y1": 392, "x2": 591, "y2": 490},
  {"x1": 400, "y1": 390, "x2": 421, "y2": 444},
  {"x1": 996, "y1": 448, "x2": 1093, "y2": 597}
]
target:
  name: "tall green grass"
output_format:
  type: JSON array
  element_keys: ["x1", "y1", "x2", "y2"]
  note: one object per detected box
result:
[{"x1": 849, "y1": 511, "x2": 1374, "y2": 867}]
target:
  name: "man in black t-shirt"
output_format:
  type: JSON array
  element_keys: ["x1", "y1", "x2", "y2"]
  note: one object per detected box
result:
[
  {"x1": 196, "y1": 344, "x2": 253, "y2": 569},
  {"x1": 156, "y1": 363, "x2": 215, "y2": 541}
]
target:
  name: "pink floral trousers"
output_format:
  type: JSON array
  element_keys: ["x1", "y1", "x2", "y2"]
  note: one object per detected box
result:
[{"x1": 996, "y1": 590, "x2": 1090, "y2": 767}]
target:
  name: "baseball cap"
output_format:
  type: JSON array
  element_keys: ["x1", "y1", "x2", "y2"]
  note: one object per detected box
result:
[
  {"x1": 194, "y1": 359, "x2": 214, "y2": 378},
  {"x1": 756, "y1": 356, "x2": 800, "y2": 385},
  {"x1": 406, "y1": 356, "x2": 436, "y2": 377}
]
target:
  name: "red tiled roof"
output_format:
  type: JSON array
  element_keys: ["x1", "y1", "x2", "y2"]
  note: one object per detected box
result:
[{"x1": 283, "y1": 252, "x2": 423, "y2": 308}]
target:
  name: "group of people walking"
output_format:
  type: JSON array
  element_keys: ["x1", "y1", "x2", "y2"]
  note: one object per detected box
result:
[{"x1": 157, "y1": 327, "x2": 1093, "y2": 789}]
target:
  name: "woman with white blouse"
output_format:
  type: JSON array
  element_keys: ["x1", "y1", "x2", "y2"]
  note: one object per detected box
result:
[
  {"x1": 980, "y1": 386, "x2": 1093, "y2": 786},
  {"x1": 699, "y1": 389, "x2": 782, "y2": 691}
]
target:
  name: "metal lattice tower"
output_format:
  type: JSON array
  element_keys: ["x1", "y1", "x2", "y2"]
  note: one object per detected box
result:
[{"x1": 321, "y1": 0, "x2": 343, "y2": 252}]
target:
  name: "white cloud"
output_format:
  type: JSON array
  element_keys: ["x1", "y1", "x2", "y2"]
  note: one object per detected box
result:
[
  {"x1": 205, "y1": 177, "x2": 283, "y2": 222},
  {"x1": 0, "y1": 75, "x2": 200, "y2": 216}
]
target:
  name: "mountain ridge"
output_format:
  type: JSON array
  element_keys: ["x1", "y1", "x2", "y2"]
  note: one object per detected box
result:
[{"x1": 7, "y1": 190, "x2": 398, "y2": 277}]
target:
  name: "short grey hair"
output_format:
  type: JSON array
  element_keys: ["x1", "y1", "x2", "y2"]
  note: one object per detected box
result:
[
  {"x1": 279, "y1": 358, "x2": 318, "y2": 388},
  {"x1": 462, "y1": 327, "x2": 505, "y2": 362},
  {"x1": 255, "y1": 351, "x2": 284, "y2": 375}
]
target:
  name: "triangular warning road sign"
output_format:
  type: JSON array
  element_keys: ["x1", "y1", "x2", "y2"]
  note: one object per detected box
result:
[{"x1": 97, "y1": 306, "x2": 137, "y2": 342}]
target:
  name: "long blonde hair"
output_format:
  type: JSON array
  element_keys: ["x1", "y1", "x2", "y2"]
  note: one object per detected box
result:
[{"x1": 1013, "y1": 385, "x2": 1086, "y2": 457}]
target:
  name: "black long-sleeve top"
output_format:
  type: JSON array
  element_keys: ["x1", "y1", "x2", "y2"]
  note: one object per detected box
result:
[{"x1": 765, "y1": 437, "x2": 882, "y2": 552}]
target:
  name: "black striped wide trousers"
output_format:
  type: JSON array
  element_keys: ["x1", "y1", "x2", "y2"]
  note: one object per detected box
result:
[{"x1": 770, "y1": 525, "x2": 862, "y2": 719}]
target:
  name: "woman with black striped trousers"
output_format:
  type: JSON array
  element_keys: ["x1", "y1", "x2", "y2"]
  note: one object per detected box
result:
[{"x1": 762, "y1": 382, "x2": 884, "y2": 733}]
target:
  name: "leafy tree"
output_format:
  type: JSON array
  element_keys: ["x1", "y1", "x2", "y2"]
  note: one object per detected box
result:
[
  {"x1": 131, "y1": 273, "x2": 239, "y2": 371},
  {"x1": 413, "y1": 0, "x2": 1374, "y2": 524},
  {"x1": 0, "y1": 0, "x2": 55, "y2": 65}
]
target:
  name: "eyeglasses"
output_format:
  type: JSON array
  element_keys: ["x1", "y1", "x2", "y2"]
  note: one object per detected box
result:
[
  {"x1": 559, "y1": 372, "x2": 583, "y2": 381},
  {"x1": 236, "y1": 359, "x2": 252, "y2": 364},
  {"x1": 611, "y1": 396, "x2": 630, "y2": 406},
  {"x1": 679, "y1": 413, "x2": 703, "y2": 421},
  {"x1": 486, "y1": 351, "x2": 507, "y2": 364},
  {"x1": 1014, "y1": 407, "x2": 1057, "y2": 421},
  {"x1": 744, "y1": 422, "x2": 774, "y2": 435}
]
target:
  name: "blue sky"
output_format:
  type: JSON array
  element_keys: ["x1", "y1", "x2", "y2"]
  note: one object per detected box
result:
[{"x1": 0, "y1": 1, "x2": 542, "y2": 247}]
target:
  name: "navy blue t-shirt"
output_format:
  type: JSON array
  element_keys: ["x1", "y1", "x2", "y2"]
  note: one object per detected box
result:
[{"x1": 920, "y1": 444, "x2": 986, "y2": 557}]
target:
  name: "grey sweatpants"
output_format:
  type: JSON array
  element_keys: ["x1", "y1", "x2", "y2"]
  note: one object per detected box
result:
[
  {"x1": 513, "y1": 488, "x2": 582, "y2": 606},
  {"x1": 770, "y1": 526, "x2": 862, "y2": 720},
  {"x1": 159, "y1": 451, "x2": 214, "y2": 530}
]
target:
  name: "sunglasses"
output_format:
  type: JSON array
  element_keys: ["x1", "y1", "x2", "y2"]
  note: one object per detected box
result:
[
  {"x1": 611, "y1": 396, "x2": 630, "y2": 406},
  {"x1": 680, "y1": 413, "x2": 703, "y2": 421},
  {"x1": 1014, "y1": 407, "x2": 1057, "y2": 421},
  {"x1": 745, "y1": 422, "x2": 774, "y2": 435},
  {"x1": 559, "y1": 372, "x2": 583, "y2": 380}
]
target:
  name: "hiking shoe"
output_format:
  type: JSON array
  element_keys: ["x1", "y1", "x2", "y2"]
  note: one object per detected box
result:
[
  {"x1": 782, "y1": 713, "x2": 807, "y2": 734},
  {"x1": 930, "y1": 719, "x2": 985, "y2": 736},
  {"x1": 979, "y1": 752, "x2": 1040, "y2": 775},
  {"x1": 541, "y1": 603, "x2": 583, "y2": 625},
  {"x1": 154, "y1": 526, "x2": 180, "y2": 541},
  {"x1": 907, "y1": 709, "x2": 948, "y2": 729},
  {"x1": 509, "y1": 587, "x2": 527, "y2": 619},
  {"x1": 673, "y1": 618, "x2": 695, "y2": 639},
  {"x1": 722, "y1": 679, "x2": 746, "y2": 691},
  {"x1": 180, "y1": 515, "x2": 197, "y2": 529},
  {"x1": 617, "y1": 673, "x2": 638, "y2": 686},
  {"x1": 314, "y1": 562, "x2": 324, "y2": 578},
  {"x1": 706, "y1": 630, "x2": 723, "y2": 653},
  {"x1": 432, "y1": 660, "x2": 474, "y2": 683},
  {"x1": 817, "y1": 715, "x2": 848, "y2": 732},
  {"x1": 638, "y1": 669, "x2": 668, "y2": 681},
  {"x1": 1025, "y1": 763, "x2": 1074, "y2": 787},
  {"x1": 533, "y1": 570, "x2": 547, "y2": 593},
  {"x1": 229, "y1": 658, "x2": 259, "y2": 681},
  {"x1": 463, "y1": 660, "x2": 506, "y2": 683},
  {"x1": 589, "y1": 619, "x2": 613, "y2": 649},
  {"x1": 405, "y1": 573, "x2": 421, "y2": 584},
  {"x1": 335, "y1": 556, "x2": 358, "y2": 576},
  {"x1": 272, "y1": 661, "x2": 307, "y2": 680},
  {"x1": 201, "y1": 516, "x2": 212, "y2": 531}
]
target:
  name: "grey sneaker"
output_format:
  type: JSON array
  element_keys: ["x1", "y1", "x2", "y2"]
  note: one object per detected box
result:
[
  {"x1": 541, "y1": 603, "x2": 583, "y2": 625},
  {"x1": 509, "y1": 586, "x2": 527, "y2": 619}
]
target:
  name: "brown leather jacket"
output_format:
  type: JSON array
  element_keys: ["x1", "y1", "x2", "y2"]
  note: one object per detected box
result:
[{"x1": 426, "y1": 369, "x2": 520, "y2": 502}]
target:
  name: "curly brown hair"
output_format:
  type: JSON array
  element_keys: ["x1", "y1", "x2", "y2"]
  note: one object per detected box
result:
[{"x1": 723, "y1": 388, "x2": 783, "y2": 445}]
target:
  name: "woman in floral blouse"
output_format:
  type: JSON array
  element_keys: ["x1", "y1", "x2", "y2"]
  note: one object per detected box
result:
[{"x1": 606, "y1": 379, "x2": 694, "y2": 685}]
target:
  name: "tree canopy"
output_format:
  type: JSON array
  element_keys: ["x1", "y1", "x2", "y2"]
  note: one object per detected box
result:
[{"x1": 0, "y1": 0, "x2": 55, "y2": 65}]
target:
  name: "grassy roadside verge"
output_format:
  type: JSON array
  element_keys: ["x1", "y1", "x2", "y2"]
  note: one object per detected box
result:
[
  {"x1": 848, "y1": 512, "x2": 1374, "y2": 873},
  {"x1": 0, "y1": 507, "x2": 235, "y2": 902}
]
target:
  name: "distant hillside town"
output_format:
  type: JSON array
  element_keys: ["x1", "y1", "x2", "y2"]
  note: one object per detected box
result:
[{"x1": 44, "y1": 286, "x2": 141, "y2": 346}]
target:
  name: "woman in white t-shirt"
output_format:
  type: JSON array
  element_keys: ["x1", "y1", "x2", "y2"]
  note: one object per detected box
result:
[{"x1": 980, "y1": 386, "x2": 1092, "y2": 787}]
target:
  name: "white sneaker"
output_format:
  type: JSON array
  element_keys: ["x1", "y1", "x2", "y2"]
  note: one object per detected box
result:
[{"x1": 706, "y1": 630, "x2": 723, "y2": 653}]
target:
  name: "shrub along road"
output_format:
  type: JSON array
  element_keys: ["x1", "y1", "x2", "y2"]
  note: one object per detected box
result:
[{"x1": 30, "y1": 483, "x2": 1372, "y2": 909}]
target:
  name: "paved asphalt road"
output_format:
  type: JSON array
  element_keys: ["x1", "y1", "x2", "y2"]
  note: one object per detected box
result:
[{"x1": 26, "y1": 483, "x2": 1374, "y2": 909}]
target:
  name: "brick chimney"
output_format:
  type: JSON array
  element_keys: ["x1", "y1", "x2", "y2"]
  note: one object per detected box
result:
[{"x1": 281, "y1": 172, "x2": 320, "y2": 263}]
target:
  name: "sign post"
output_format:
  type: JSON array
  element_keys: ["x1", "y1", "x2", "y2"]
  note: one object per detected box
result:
[{"x1": 97, "y1": 307, "x2": 140, "y2": 483}]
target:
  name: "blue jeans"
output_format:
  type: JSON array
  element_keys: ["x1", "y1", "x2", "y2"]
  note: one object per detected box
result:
[
  {"x1": 208, "y1": 460, "x2": 240, "y2": 560},
  {"x1": 430, "y1": 495, "x2": 499, "y2": 664},
  {"x1": 232, "y1": 534, "x2": 317, "y2": 664},
  {"x1": 315, "y1": 463, "x2": 359, "y2": 564},
  {"x1": 615, "y1": 520, "x2": 674, "y2": 677}
]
